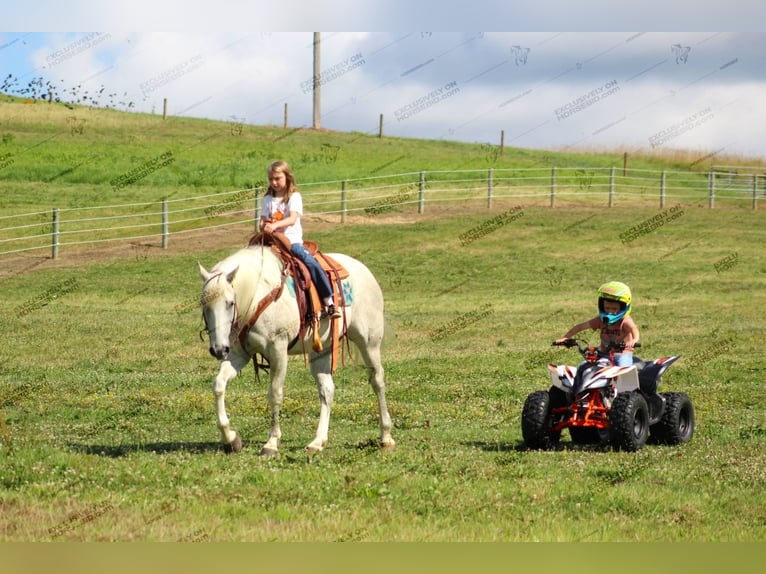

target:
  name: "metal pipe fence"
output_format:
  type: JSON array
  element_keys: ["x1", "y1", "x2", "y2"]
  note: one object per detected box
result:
[{"x1": 1, "y1": 166, "x2": 762, "y2": 259}]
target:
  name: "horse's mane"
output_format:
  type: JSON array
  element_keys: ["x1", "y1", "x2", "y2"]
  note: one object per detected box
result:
[{"x1": 205, "y1": 246, "x2": 283, "y2": 321}]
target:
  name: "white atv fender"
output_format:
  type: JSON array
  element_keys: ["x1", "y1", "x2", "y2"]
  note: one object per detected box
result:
[{"x1": 548, "y1": 363, "x2": 639, "y2": 394}]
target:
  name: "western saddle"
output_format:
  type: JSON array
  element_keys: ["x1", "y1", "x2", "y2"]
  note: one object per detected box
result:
[{"x1": 246, "y1": 231, "x2": 350, "y2": 372}]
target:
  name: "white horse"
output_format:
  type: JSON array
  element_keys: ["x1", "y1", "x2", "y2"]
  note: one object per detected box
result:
[{"x1": 197, "y1": 244, "x2": 395, "y2": 456}]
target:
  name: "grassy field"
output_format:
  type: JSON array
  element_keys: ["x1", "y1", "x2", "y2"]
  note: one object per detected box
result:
[
  {"x1": 2, "y1": 95, "x2": 762, "y2": 212},
  {"x1": 1, "y1": 98, "x2": 765, "y2": 543},
  {"x1": 1, "y1": 205, "x2": 764, "y2": 542}
]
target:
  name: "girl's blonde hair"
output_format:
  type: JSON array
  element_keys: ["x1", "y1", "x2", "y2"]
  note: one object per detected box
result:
[{"x1": 266, "y1": 160, "x2": 297, "y2": 200}]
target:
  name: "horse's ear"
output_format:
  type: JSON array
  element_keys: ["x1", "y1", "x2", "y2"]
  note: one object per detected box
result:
[
  {"x1": 198, "y1": 262, "x2": 212, "y2": 282},
  {"x1": 225, "y1": 265, "x2": 239, "y2": 284}
]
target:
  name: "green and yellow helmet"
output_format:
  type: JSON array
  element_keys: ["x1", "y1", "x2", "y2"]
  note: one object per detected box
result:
[{"x1": 597, "y1": 281, "x2": 632, "y2": 324}]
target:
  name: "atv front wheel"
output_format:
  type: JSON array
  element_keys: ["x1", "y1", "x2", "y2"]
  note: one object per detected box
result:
[
  {"x1": 650, "y1": 392, "x2": 694, "y2": 445},
  {"x1": 609, "y1": 392, "x2": 649, "y2": 452},
  {"x1": 521, "y1": 390, "x2": 562, "y2": 450}
]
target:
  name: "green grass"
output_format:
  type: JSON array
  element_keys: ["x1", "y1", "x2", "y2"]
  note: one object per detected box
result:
[
  {"x1": 2, "y1": 96, "x2": 762, "y2": 211},
  {"x1": 0, "y1": 98, "x2": 764, "y2": 542},
  {"x1": 1, "y1": 205, "x2": 764, "y2": 541},
  {"x1": 2, "y1": 97, "x2": 762, "y2": 259}
]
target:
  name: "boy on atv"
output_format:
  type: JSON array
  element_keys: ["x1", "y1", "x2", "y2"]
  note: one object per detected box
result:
[{"x1": 554, "y1": 281, "x2": 639, "y2": 366}]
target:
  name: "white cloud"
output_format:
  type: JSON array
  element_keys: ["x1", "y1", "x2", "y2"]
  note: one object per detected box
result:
[{"x1": 3, "y1": 31, "x2": 765, "y2": 159}]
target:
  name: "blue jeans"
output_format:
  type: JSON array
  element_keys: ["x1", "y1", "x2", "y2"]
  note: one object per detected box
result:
[
  {"x1": 290, "y1": 243, "x2": 333, "y2": 301},
  {"x1": 613, "y1": 353, "x2": 633, "y2": 367}
]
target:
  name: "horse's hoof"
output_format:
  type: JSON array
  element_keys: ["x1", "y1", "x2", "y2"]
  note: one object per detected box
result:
[
  {"x1": 223, "y1": 435, "x2": 243, "y2": 454},
  {"x1": 305, "y1": 439, "x2": 326, "y2": 453},
  {"x1": 259, "y1": 447, "x2": 279, "y2": 457},
  {"x1": 380, "y1": 439, "x2": 396, "y2": 450}
]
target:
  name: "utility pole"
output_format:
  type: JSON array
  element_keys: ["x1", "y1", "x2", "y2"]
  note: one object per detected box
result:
[{"x1": 313, "y1": 32, "x2": 321, "y2": 129}]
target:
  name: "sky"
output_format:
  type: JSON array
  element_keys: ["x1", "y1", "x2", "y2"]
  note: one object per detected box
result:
[{"x1": 2, "y1": 1, "x2": 765, "y2": 160}]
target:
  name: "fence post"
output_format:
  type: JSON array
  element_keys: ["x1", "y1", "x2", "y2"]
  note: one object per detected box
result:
[
  {"x1": 500, "y1": 130, "x2": 505, "y2": 157},
  {"x1": 378, "y1": 114, "x2": 384, "y2": 138},
  {"x1": 660, "y1": 169, "x2": 666, "y2": 208},
  {"x1": 51, "y1": 208, "x2": 59, "y2": 260},
  {"x1": 161, "y1": 200, "x2": 168, "y2": 249},
  {"x1": 708, "y1": 168, "x2": 715, "y2": 208},
  {"x1": 609, "y1": 167, "x2": 615, "y2": 207},
  {"x1": 254, "y1": 187, "x2": 261, "y2": 231},
  {"x1": 753, "y1": 174, "x2": 758, "y2": 210},
  {"x1": 550, "y1": 167, "x2": 556, "y2": 208},
  {"x1": 341, "y1": 180, "x2": 347, "y2": 223},
  {"x1": 487, "y1": 168, "x2": 493, "y2": 209},
  {"x1": 418, "y1": 171, "x2": 425, "y2": 214}
]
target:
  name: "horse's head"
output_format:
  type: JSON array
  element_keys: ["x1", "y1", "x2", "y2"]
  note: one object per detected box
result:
[{"x1": 198, "y1": 262, "x2": 239, "y2": 360}]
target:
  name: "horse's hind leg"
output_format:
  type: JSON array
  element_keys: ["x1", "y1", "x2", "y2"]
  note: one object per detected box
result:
[
  {"x1": 307, "y1": 352, "x2": 334, "y2": 453},
  {"x1": 353, "y1": 337, "x2": 395, "y2": 449}
]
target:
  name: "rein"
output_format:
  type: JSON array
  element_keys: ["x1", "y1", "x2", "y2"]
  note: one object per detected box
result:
[{"x1": 237, "y1": 267, "x2": 288, "y2": 350}]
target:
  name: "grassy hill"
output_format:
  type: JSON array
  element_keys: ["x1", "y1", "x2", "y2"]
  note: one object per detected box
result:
[
  {"x1": 2, "y1": 95, "x2": 763, "y2": 213},
  {"x1": 0, "y1": 96, "x2": 765, "y2": 544}
]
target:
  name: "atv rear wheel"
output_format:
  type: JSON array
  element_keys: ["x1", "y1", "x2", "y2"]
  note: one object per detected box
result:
[
  {"x1": 521, "y1": 390, "x2": 562, "y2": 450},
  {"x1": 650, "y1": 392, "x2": 694, "y2": 445},
  {"x1": 609, "y1": 392, "x2": 649, "y2": 452}
]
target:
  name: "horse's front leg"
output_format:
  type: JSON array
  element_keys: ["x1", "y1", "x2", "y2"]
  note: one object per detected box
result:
[
  {"x1": 260, "y1": 347, "x2": 289, "y2": 457},
  {"x1": 213, "y1": 350, "x2": 249, "y2": 453},
  {"x1": 307, "y1": 351, "x2": 335, "y2": 453}
]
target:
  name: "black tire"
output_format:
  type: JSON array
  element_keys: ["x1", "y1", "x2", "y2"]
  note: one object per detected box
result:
[
  {"x1": 521, "y1": 390, "x2": 562, "y2": 450},
  {"x1": 651, "y1": 392, "x2": 695, "y2": 445},
  {"x1": 609, "y1": 392, "x2": 649, "y2": 452}
]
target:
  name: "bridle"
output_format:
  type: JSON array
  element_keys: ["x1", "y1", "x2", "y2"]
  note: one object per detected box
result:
[
  {"x1": 199, "y1": 267, "x2": 289, "y2": 353},
  {"x1": 199, "y1": 272, "x2": 239, "y2": 344}
]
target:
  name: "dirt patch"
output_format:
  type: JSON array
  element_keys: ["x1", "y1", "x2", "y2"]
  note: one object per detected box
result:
[
  {"x1": 0, "y1": 225, "x2": 245, "y2": 281},
  {"x1": 0, "y1": 202, "x2": 552, "y2": 281},
  {"x1": 0, "y1": 208, "x2": 466, "y2": 280}
]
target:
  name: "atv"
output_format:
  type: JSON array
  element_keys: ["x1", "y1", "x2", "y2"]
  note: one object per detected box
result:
[{"x1": 521, "y1": 338, "x2": 694, "y2": 451}]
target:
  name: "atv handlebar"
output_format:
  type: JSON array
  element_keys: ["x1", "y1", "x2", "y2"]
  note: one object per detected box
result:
[{"x1": 552, "y1": 338, "x2": 641, "y2": 352}]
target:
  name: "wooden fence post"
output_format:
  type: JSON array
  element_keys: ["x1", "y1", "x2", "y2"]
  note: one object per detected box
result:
[
  {"x1": 51, "y1": 208, "x2": 59, "y2": 260},
  {"x1": 708, "y1": 168, "x2": 715, "y2": 208},
  {"x1": 753, "y1": 174, "x2": 758, "y2": 210},
  {"x1": 254, "y1": 187, "x2": 261, "y2": 231},
  {"x1": 161, "y1": 200, "x2": 168, "y2": 249},
  {"x1": 550, "y1": 167, "x2": 556, "y2": 208},
  {"x1": 378, "y1": 114, "x2": 384, "y2": 138},
  {"x1": 418, "y1": 171, "x2": 425, "y2": 214},
  {"x1": 500, "y1": 130, "x2": 505, "y2": 157},
  {"x1": 609, "y1": 167, "x2": 615, "y2": 207},
  {"x1": 341, "y1": 180, "x2": 347, "y2": 223},
  {"x1": 660, "y1": 170, "x2": 666, "y2": 208},
  {"x1": 487, "y1": 168, "x2": 493, "y2": 209}
]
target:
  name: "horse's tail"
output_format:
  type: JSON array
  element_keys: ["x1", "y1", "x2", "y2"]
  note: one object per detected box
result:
[
  {"x1": 382, "y1": 316, "x2": 396, "y2": 350},
  {"x1": 342, "y1": 317, "x2": 395, "y2": 366}
]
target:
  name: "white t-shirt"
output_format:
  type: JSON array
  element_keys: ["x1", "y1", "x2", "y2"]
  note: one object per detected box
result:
[{"x1": 261, "y1": 192, "x2": 304, "y2": 245}]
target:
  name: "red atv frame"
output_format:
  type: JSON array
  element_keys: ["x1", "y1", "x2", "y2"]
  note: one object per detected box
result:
[{"x1": 521, "y1": 339, "x2": 694, "y2": 451}]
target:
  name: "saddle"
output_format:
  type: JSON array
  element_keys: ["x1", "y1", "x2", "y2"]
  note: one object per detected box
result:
[{"x1": 247, "y1": 231, "x2": 350, "y2": 370}]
